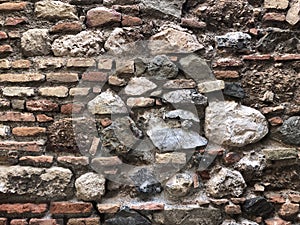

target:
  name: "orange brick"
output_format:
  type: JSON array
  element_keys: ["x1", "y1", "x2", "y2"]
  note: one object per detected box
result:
[
  {"x1": 0, "y1": 204, "x2": 47, "y2": 216},
  {"x1": 50, "y1": 202, "x2": 93, "y2": 216},
  {"x1": 11, "y1": 60, "x2": 31, "y2": 69},
  {"x1": 0, "y1": 2, "x2": 27, "y2": 11},
  {"x1": 12, "y1": 127, "x2": 46, "y2": 136}
]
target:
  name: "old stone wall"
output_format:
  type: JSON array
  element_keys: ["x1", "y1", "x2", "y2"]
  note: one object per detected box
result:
[{"x1": 0, "y1": 0, "x2": 299, "y2": 224}]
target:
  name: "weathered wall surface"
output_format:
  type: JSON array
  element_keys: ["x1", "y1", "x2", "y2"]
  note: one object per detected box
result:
[{"x1": 0, "y1": 0, "x2": 299, "y2": 224}]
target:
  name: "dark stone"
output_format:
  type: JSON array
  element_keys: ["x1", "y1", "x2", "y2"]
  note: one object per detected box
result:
[
  {"x1": 243, "y1": 197, "x2": 274, "y2": 218},
  {"x1": 215, "y1": 32, "x2": 251, "y2": 51},
  {"x1": 224, "y1": 82, "x2": 245, "y2": 99},
  {"x1": 104, "y1": 207, "x2": 151, "y2": 225},
  {"x1": 130, "y1": 168, "x2": 162, "y2": 195},
  {"x1": 147, "y1": 55, "x2": 178, "y2": 79},
  {"x1": 280, "y1": 116, "x2": 300, "y2": 146}
]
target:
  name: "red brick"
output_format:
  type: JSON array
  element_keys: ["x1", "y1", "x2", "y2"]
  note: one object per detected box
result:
[
  {"x1": 50, "y1": 21, "x2": 83, "y2": 34},
  {"x1": 4, "y1": 17, "x2": 28, "y2": 26},
  {"x1": 50, "y1": 202, "x2": 93, "y2": 216},
  {"x1": 46, "y1": 73, "x2": 78, "y2": 83},
  {"x1": 265, "y1": 217, "x2": 291, "y2": 225},
  {"x1": 29, "y1": 219, "x2": 57, "y2": 225},
  {"x1": 0, "y1": 31, "x2": 7, "y2": 40},
  {"x1": 0, "y1": 218, "x2": 7, "y2": 225},
  {"x1": 0, "y1": 141, "x2": 43, "y2": 152},
  {"x1": 12, "y1": 127, "x2": 46, "y2": 137},
  {"x1": 274, "y1": 54, "x2": 300, "y2": 61},
  {"x1": 265, "y1": 193, "x2": 286, "y2": 203},
  {"x1": 19, "y1": 155, "x2": 53, "y2": 167},
  {"x1": 122, "y1": 15, "x2": 142, "y2": 26},
  {"x1": 61, "y1": 103, "x2": 84, "y2": 114},
  {"x1": 130, "y1": 202, "x2": 165, "y2": 211},
  {"x1": 36, "y1": 114, "x2": 53, "y2": 123},
  {"x1": 243, "y1": 54, "x2": 271, "y2": 61},
  {"x1": 261, "y1": 105, "x2": 285, "y2": 114},
  {"x1": 97, "y1": 203, "x2": 120, "y2": 214},
  {"x1": 263, "y1": 13, "x2": 286, "y2": 22},
  {"x1": 0, "y1": 2, "x2": 27, "y2": 11},
  {"x1": 10, "y1": 219, "x2": 28, "y2": 225},
  {"x1": 249, "y1": 28, "x2": 258, "y2": 36},
  {"x1": 0, "y1": 45, "x2": 13, "y2": 55},
  {"x1": 82, "y1": 72, "x2": 108, "y2": 82},
  {"x1": 225, "y1": 204, "x2": 241, "y2": 214},
  {"x1": 11, "y1": 60, "x2": 31, "y2": 69},
  {"x1": 67, "y1": 218, "x2": 100, "y2": 225},
  {"x1": 26, "y1": 100, "x2": 58, "y2": 112},
  {"x1": 57, "y1": 156, "x2": 89, "y2": 167},
  {"x1": 100, "y1": 118, "x2": 112, "y2": 127},
  {"x1": 0, "y1": 112, "x2": 35, "y2": 122},
  {"x1": 181, "y1": 18, "x2": 206, "y2": 29},
  {"x1": 0, "y1": 73, "x2": 44, "y2": 83},
  {"x1": 268, "y1": 116, "x2": 283, "y2": 126},
  {"x1": 0, "y1": 204, "x2": 47, "y2": 216},
  {"x1": 213, "y1": 58, "x2": 243, "y2": 67},
  {"x1": 67, "y1": 59, "x2": 95, "y2": 68}
]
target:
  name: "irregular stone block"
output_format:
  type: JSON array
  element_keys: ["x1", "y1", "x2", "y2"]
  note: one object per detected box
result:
[
  {"x1": 215, "y1": 32, "x2": 251, "y2": 51},
  {"x1": 0, "y1": 166, "x2": 73, "y2": 202},
  {"x1": 243, "y1": 197, "x2": 274, "y2": 218},
  {"x1": 140, "y1": 0, "x2": 185, "y2": 18},
  {"x1": 125, "y1": 77, "x2": 157, "y2": 96},
  {"x1": 280, "y1": 116, "x2": 300, "y2": 145},
  {"x1": 86, "y1": 7, "x2": 121, "y2": 27}
]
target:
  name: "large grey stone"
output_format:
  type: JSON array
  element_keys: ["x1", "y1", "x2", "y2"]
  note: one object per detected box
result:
[
  {"x1": 52, "y1": 31, "x2": 104, "y2": 57},
  {"x1": 280, "y1": 116, "x2": 300, "y2": 145},
  {"x1": 205, "y1": 101, "x2": 269, "y2": 147},
  {"x1": 0, "y1": 166, "x2": 72, "y2": 202},
  {"x1": 162, "y1": 89, "x2": 207, "y2": 105},
  {"x1": 147, "y1": 55, "x2": 178, "y2": 79},
  {"x1": 286, "y1": 0, "x2": 300, "y2": 26},
  {"x1": 149, "y1": 28, "x2": 204, "y2": 54},
  {"x1": 124, "y1": 77, "x2": 157, "y2": 96},
  {"x1": 206, "y1": 168, "x2": 246, "y2": 198},
  {"x1": 88, "y1": 90, "x2": 127, "y2": 115},
  {"x1": 75, "y1": 172, "x2": 105, "y2": 201},
  {"x1": 140, "y1": 0, "x2": 185, "y2": 18},
  {"x1": 35, "y1": 0, "x2": 78, "y2": 21},
  {"x1": 164, "y1": 109, "x2": 199, "y2": 122},
  {"x1": 21, "y1": 29, "x2": 51, "y2": 57},
  {"x1": 160, "y1": 205, "x2": 223, "y2": 225}
]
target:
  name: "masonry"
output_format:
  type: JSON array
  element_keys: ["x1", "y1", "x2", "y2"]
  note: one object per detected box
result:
[{"x1": 0, "y1": 0, "x2": 299, "y2": 224}]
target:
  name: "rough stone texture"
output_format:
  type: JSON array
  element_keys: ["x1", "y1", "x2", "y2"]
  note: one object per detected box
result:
[
  {"x1": 224, "y1": 82, "x2": 246, "y2": 99},
  {"x1": 286, "y1": 0, "x2": 300, "y2": 26},
  {"x1": 198, "y1": 80, "x2": 225, "y2": 93},
  {"x1": 162, "y1": 89, "x2": 207, "y2": 105},
  {"x1": 205, "y1": 102, "x2": 269, "y2": 147},
  {"x1": 104, "y1": 208, "x2": 151, "y2": 225},
  {"x1": 87, "y1": 7, "x2": 121, "y2": 27},
  {"x1": 88, "y1": 90, "x2": 127, "y2": 115},
  {"x1": 147, "y1": 55, "x2": 178, "y2": 79},
  {"x1": 125, "y1": 77, "x2": 157, "y2": 96},
  {"x1": 243, "y1": 197, "x2": 274, "y2": 218},
  {"x1": 52, "y1": 31, "x2": 104, "y2": 57},
  {"x1": 149, "y1": 28, "x2": 204, "y2": 54},
  {"x1": 206, "y1": 168, "x2": 246, "y2": 198},
  {"x1": 35, "y1": 1, "x2": 78, "y2": 21},
  {"x1": 264, "y1": 0, "x2": 289, "y2": 9},
  {"x1": 2, "y1": 87, "x2": 35, "y2": 97},
  {"x1": 75, "y1": 172, "x2": 105, "y2": 201},
  {"x1": 0, "y1": 125, "x2": 10, "y2": 137},
  {"x1": 164, "y1": 109, "x2": 199, "y2": 122},
  {"x1": 0, "y1": 166, "x2": 72, "y2": 202},
  {"x1": 215, "y1": 32, "x2": 251, "y2": 51},
  {"x1": 140, "y1": 0, "x2": 185, "y2": 18},
  {"x1": 21, "y1": 29, "x2": 51, "y2": 57},
  {"x1": 161, "y1": 206, "x2": 223, "y2": 225},
  {"x1": 165, "y1": 172, "x2": 194, "y2": 197},
  {"x1": 280, "y1": 116, "x2": 300, "y2": 145}
]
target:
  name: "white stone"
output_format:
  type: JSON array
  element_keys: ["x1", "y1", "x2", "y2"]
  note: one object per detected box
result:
[{"x1": 125, "y1": 77, "x2": 157, "y2": 96}]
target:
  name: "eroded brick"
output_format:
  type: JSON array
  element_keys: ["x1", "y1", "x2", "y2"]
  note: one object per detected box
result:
[
  {"x1": 50, "y1": 202, "x2": 93, "y2": 216},
  {"x1": 26, "y1": 100, "x2": 58, "y2": 112},
  {"x1": 12, "y1": 127, "x2": 46, "y2": 137},
  {"x1": 0, "y1": 112, "x2": 35, "y2": 122}
]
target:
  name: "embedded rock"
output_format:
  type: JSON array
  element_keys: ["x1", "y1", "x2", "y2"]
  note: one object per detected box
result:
[
  {"x1": 215, "y1": 32, "x2": 251, "y2": 51},
  {"x1": 52, "y1": 31, "x2": 104, "y2": 57},
  {"x1": 149, "y1": 28, "x2": 204, "y2": 54},
  {"x1": 164, "y1": 109, "x2": 200, "y2": 122},
  {"x1": 243, "y1": 197, "x2": 274, "y2": 218},
  {"x1": 286, "y1": 0, "x2": 300, "y2": 26},
  {"x1": 280, "y1": 116, "x2": 300, "y2": 145},
  {"x1": 140, "y1": 0, "x2": 185, "y2": 18},
  {"x1": 162, "y1": 89, "x2": 207, "y2": 105},
  {"x1": 86, "y1": 7, "x2": 121, "y2": 27},
  {"x1": 161, "y1": 206, "x2": 223, "y2": 225},
  {"x1": 35, "y1": 1, "x2": 78, "y2": 21},
  {"x1": 75, "y1": 172, "x2": 105, "y2": 201},
  {"x1": 234, "y1": 152, "x2": 266, "y2": 181},
  {"x1": 104, "y1": 208, "x2": 151, "y2": 225},
  {"x1": 124, "y1": 77, "x2": 157, "y2": 96},
  {"x1": 147, "y1": 55, "x2": 178, "y2": 79},
  {"x1": 205, "y1": 101, "x2": 269, "y2": 147},
  {"x1": 224, "y1": 82, "x2": 246, "y2": 99},
  {"x1": 165, "y1": 172, "x2": 194, "y2": 197},
  {"x1": 0, "y1": 166, "x2": 72, "y2": 201},
  {"x1": 21, "y1": 29, "x2": 51, "y2": 57},
  {"x1": 0, "y1": 125, "x2": 10, "y2": 137},
  {"x1": 206, "y1": 168, "x2": 246, "y2": 198},
  {"x1": 88, "y1": 90, "x2": 127, "y2": 115}
]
